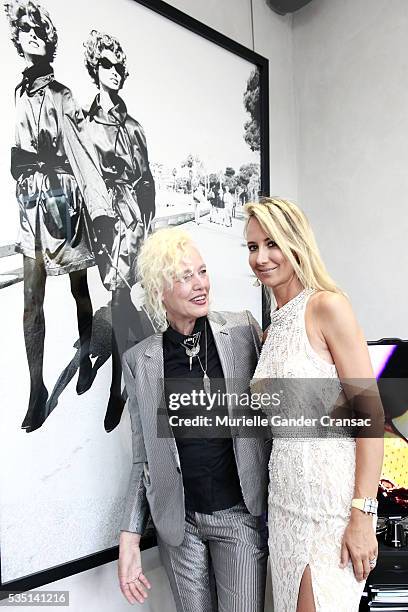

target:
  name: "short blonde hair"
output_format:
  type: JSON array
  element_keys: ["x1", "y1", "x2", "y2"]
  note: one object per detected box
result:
[
  {"x1": 137, "y1": 227, "x2": 196, "y2": 331},
  {"x1": 244, "y1": 197, "x2": 342, "y2": 299}
]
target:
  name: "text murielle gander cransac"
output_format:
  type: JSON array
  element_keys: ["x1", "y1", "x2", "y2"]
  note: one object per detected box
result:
[{"x1": 166, "y1": 390, "x2": 372, "y2": 429}]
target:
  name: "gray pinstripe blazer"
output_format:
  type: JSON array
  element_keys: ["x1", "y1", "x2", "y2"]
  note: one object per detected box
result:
[{"x1": 120, "y1": 310, "x2": 272, "y2": 547}]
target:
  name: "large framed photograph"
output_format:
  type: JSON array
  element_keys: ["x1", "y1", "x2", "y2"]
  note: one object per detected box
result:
[{"x1": 0, "y1": 0, "x2": 269, "y2": 593}]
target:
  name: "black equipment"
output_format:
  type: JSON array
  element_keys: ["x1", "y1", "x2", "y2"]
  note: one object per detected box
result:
[{"x1": 359, "y1": 341, "x2": 408, "y2": 610}]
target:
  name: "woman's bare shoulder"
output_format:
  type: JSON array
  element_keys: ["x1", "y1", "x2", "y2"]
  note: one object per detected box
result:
[
  {"x1": 309, "y1": 291, "x2": 359, "y2": 338},
  {"x1": 309, "y1": 290, "x2": 351, "y2": 316}
]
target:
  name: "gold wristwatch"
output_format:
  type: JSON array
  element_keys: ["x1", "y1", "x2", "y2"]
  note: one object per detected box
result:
[{"x1": 351, "y1": 497, "x2": 378, "y2": 515}]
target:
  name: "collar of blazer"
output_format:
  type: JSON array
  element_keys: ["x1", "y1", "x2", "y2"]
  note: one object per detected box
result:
[{"x1": 143, "y1": 310, "x2": 235, "y2": 383}]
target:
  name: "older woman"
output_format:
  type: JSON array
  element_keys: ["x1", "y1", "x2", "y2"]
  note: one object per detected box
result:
[
  {"x1": 83, "y1": 30, "x2": 156, "y2": 432},
  {"x1": 118, "y1": 227, "x2": 269, "y2": 612},
  {"x1": 4, "y1": 0, "x2": 113, "y2": 432},
  {"x1": 246, "y1": 198, "x2": 384, "y2": 612}
]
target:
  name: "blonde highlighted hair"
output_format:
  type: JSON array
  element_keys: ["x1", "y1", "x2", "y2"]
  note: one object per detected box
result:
[
  {"x1": 244, "y1": 197, "x2": 342, "y2": 298},
  {"x1": 137, "y1": 227, "x2": 196, "y2": 331}
]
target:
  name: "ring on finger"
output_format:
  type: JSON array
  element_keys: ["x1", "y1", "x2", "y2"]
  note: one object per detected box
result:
[{"x1": 369, "y1": 557, "x2": 377, "y2": 569}]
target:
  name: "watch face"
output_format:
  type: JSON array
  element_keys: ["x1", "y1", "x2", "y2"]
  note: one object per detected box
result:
[{"x1": 364, "y1": 499, "x2": 378, "y2": 513}]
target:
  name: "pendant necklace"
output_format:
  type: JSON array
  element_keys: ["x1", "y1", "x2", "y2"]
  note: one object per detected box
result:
[{"x1": 180, "y1": 331, "x2": 201, "y2": 371}]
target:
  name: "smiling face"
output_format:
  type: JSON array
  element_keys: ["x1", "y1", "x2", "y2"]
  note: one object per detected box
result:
[
  {"x1": 98, "y1": 49, "x2": 124, "y2": 92},
  {"x1": 246, "y1": 216, "x2": 298, "y2": 291},
  {"x1": 18, "y1": 16, "x2": 47, "y2": 60},
  {"x1": 162, "y1": 246, "x2": 210, "y2": 330}
]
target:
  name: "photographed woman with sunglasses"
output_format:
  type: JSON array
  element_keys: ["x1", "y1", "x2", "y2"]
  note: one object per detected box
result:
[
  {"x1": 84, "y1": 31, "x2": 156, "y2": 432},
  {"x1": 4, "y1": 1, "x2": 114, "y2": 432}
]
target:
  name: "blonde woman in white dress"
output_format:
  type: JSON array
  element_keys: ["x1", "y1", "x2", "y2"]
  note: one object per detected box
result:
[{"x1": 245, "y1": 198, "x2": 384, "y2": 612}]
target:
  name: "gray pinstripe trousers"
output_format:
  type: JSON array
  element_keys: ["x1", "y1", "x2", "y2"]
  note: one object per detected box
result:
[{"x1": 157, "y1": 502, "x2": 268, "y2": 612}]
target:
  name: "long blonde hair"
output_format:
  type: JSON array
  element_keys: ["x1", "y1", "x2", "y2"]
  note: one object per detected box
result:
[{"x1": 244, "y1": 197, "x2": 342, "y2": 297}]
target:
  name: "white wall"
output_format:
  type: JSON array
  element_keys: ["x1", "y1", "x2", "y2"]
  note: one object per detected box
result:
[
  {"x1": 15, "y1": 1, "x2": 295, "y2": 610},
  {"x1": 14, "y1": 548, "x2": 177, "y2": 612},
  {"x1": 293, "y1": 0, "x2": 408, "y2": 339}
]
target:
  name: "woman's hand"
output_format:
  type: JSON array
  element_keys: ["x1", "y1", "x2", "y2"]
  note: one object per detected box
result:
[
  {"x1": 93, "y1": 215, "x2": 115, "y2": 254},
  {"x1": 118, "y1": 532, "x2": 151, "y2": 604},
  {"x1": 339, "y1": 510, "x2": 378, "y2": 582}
]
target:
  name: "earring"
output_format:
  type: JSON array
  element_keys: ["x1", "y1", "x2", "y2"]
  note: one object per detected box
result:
[{"x1": 253, "y1": 278, "x2": 261, "y2": 287}]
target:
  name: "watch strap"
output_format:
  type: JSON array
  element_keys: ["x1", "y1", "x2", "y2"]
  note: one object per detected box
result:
[{"x1": 351, "y1": 497, "x2": 378, "y2": 515}]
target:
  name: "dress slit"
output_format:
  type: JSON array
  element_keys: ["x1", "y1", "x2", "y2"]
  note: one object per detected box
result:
[
  {"x1": 295, "y1": 563, "x2": 317, "y2": 612},
  {"x1": 253, "y1": 289, "x2": 368, "y2": 612}
]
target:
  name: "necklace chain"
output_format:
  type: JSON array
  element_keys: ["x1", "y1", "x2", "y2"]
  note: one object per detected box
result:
[
  {"x1": 197, "y1": 322, "x2": 211, "y2": 395},
  {"x1": 196, "y1": 322, "x2": 208, "y2": 376}
]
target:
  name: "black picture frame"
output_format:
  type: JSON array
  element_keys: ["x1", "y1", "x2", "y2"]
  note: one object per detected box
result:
[{"x1": 0, "y1": 0, "x2": 269, "y2": 597}]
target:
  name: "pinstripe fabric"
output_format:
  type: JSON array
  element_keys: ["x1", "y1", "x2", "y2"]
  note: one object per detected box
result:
[
  {"x1": 158, "y1": 502, "x2": 268, "y2": 612},
  {"x1": 120, "y1": 310, "x2": 272, "y2": 547},
  {"x1": 120, "y1": 357, "x2": 150, "y2": 535}
]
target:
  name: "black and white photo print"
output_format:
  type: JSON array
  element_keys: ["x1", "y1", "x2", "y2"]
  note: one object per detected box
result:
[{"x1": 0, "y1": 0, "x2": 269, "y2": 590}]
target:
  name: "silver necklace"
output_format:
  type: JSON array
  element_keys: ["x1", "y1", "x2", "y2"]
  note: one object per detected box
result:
[
  {"x1": 180, "y1": 331, "x2": 201, "y2": 371},
  {"x1": 197, "y1": 322, "x2": 211, "y2": 395}
]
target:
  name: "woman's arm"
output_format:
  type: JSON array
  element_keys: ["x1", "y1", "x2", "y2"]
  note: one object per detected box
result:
[
  {"x1": 120, "y1": 355, "x2": 150, "y2": 534},
  {"x1": 119, "y1": 355, "x2": 151, "y2": 604},
  {"x1": 55, "y1": 85, "x2": 114, "y2": 221},
  {"x1": 131, "y1": 120, "x2": 156, "y2": 230},
  {"x1": 316, "y1": 292, "x2": 384, "y2": 582}
]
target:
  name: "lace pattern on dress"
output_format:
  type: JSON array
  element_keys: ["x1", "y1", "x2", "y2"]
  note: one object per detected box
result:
[{"x1": 252, "y1": 289, "x2": 366, "y2": 612}]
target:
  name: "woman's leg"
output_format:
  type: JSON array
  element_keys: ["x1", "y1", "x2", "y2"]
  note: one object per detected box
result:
[
  {"x1": 296, "y1": 565, "x2": 316, "y2": 612},
  {"x1": 69, "y1": 269, "x2": 94, "y2": 395},
  {"x1": 209, "y1": 504, "x2": 268, "y2": 612},
  {"x1": 21, "y1": 255, "x2": 48, "y2": 431},
  {"x1": 104, "y1": 287, "x2": 131, "y2": 432},
  {"x1": 157, "y1": 513, "x2": 215, "y2": 612}
]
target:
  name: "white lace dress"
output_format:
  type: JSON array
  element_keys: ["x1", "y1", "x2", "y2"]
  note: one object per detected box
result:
[{"x1": 252, "y1": 289, "x2": 369, "y2": 612}]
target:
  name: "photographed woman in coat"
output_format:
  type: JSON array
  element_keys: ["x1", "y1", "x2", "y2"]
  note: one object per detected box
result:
[
  {"x1": 83, "y1": 30, "x2": 156, "y2": 432},
  {"x1": 5, "y1": 0, "x2": 113, "y2": 432}
]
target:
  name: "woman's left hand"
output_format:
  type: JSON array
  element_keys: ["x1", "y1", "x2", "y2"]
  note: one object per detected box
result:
[{"x1": 339, "y1": 509, "x2": 378, "y2": 582}]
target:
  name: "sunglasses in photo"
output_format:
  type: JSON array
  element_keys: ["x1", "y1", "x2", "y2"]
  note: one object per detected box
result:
[
  {"x1": 98, "y1": 57, "x2": 126, "y2": 78},
  {"x1": 19, "y1": 21, "x2": 46, "y2": 40}
]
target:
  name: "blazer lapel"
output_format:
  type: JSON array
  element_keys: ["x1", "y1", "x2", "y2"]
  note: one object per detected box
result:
[
  {"x1": 144, "y1": 333, "x2": 163, "y2": 396},
  {"x1": 208, "y1": 312, "x2": 236, "y2": 396},
  {"x1": 144, "y1": 334, "x2": 180, "y2": 468}
]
